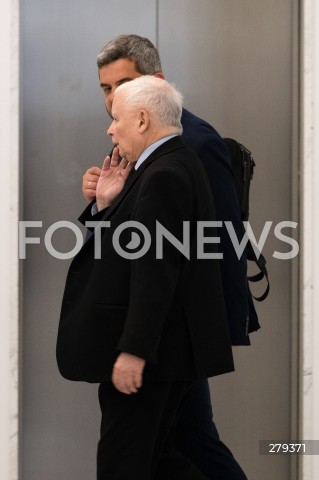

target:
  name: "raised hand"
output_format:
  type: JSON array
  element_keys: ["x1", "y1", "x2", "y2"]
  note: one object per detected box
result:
[{"x1": 96, "y1": 147, "x2": 134, "y2": 211}]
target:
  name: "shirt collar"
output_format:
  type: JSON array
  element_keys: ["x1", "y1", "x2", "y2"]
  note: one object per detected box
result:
[{"x1": 134, "y1": 134, "x2": 178, "y2": 170}]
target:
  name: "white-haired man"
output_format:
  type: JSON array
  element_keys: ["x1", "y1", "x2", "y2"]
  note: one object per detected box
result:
[{"x1": 57, "y1": 76, "x2": 234, "y2": 479}]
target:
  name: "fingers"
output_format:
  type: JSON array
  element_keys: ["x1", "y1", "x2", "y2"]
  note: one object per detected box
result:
[
  {"x1": 100, "y1": 153, "x2": 132, "y2": 176},
  {"x1": 112, "y1": 353, "x2": 145, "y2": 395},
  {"x1": 82, "y1": 155, "x2": 134, "y2": 205},
  {"x1": 101, "y1": 153, "x2": 131, "y2": 174},
  {"x1": 110, "y1": 147, "x2": 120, "y2": 167},
  {"x1": 101, "y1": 155, "x2": 111, "y2": 171},
  {"x1": 119, "y1": 158, "x2": 134, "y2": 179},
  {"x1": 82, "y1": 166, "x2": 101, "y2": 202},
  {"x1": 107, "y1": 157, "x2": 134, "y2": 180},
  {"x1": 83, "y1": 166, "x2": 101, "y2": 184},
  {"x1": 112, "y1": 368, "x2": 142, "y2": 395},
  {"x1": 86, "y1": 166, "x2": 102, "y2": 176}
]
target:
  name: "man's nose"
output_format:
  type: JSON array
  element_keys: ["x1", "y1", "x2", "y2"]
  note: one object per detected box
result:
[
  {"x1": 107, "y1": 122, "x2": 114, "y2": 136},
  {"x1": 106, "y1": 94, "x2": 114, "y2": 113}
]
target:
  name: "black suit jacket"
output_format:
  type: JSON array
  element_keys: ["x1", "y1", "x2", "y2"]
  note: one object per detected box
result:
[
  {"x1": 57, "y1": 136, "x2": 234, "y2": 383},
  {"x1": 181, "y1": 109, "x2": 260, "y2": 344}
]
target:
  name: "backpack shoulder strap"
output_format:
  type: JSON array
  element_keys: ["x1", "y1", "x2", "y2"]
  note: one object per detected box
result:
[
  {"x1": 223, "y1": 137, "x2": 270, "y2": 301},
  {"x1": 246, "y1": 242, "x2": 270, "y2": 302}
]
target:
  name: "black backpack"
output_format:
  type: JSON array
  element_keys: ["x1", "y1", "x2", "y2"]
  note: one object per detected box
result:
[{"x1": 223, "y1": 138, "x2": 269, "y2": 302}]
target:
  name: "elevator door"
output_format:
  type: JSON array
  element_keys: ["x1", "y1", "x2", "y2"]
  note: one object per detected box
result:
[{"x1": 21, "y1": 1, "x2": 296, "y2": 479}]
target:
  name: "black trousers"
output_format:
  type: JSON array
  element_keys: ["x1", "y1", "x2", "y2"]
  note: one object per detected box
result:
[
  {"x1": 175, "y1": 379, "x2": 248, "y2": 480},
  {"x1": 97, "y1": 381, "x2": 208, "y2": 480}
]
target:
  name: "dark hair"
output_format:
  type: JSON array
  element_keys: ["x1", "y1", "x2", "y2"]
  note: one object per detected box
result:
[{"x1": 97, "y1": 34, "x2": 162, "y2": 74}]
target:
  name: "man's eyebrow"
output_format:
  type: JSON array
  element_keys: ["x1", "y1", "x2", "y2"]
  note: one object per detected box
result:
[{"x1": 100, "y1": 77, "x2": 134, "y2": 88}]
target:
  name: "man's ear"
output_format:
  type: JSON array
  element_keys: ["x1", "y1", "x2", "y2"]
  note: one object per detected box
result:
[
  {"x1": 154, "y1": 71, "x2": 165, "y2": 80},
  {"x1": 138, "y1": 110, "x2": 150, "y2": 132}
]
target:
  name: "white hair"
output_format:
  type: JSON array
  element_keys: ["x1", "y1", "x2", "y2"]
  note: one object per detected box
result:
[{"x1": 114, "y1": 76, "x2": 183, "y2": 134}]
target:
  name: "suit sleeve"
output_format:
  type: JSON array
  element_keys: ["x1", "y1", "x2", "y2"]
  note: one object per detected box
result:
[{"x1": 116, "y1": 166, "x2": 193, "y2": 363}]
